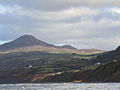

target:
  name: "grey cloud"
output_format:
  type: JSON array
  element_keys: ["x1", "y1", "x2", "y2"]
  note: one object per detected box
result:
[
  {"x1": 0, "y1": 1, "x2": 120, "y2": 50},
  {"x1": 0, "y1": 0, "x2": 120, "y2": 11}
]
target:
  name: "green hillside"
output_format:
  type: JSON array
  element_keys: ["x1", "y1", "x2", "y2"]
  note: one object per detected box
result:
[
  {"x1": 86, "y1": 61, "x2": 120, "y2": 82},
  {"x1": 0, "y1": 51, "x2": 99, "y2": 72}
]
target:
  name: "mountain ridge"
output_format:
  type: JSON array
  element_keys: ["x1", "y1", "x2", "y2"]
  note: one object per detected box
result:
[{"x1": 0, "y1": 35, "x2": 104, "y2": 53}]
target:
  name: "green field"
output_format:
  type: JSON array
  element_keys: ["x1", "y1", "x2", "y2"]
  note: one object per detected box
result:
[{"x1": 0, "y1": 51, "x2": 102, "y2": 73}]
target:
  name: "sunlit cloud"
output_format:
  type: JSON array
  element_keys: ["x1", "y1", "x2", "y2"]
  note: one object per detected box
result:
[{"x1": 109, "y1": 8, "x2": 120, "y2": 15}]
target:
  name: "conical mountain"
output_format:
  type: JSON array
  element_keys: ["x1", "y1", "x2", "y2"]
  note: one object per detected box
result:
[
  {"x1": 0, "y1": 35, "x2": 104, "y2": 53},
  {"x1": 0, "y1": 35, "x2": 54, "y2": 51}
]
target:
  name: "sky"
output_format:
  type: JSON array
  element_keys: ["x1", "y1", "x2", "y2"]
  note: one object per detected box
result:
[{"x1": 0, "y1": 0, "x2": 120, "y2": 50}]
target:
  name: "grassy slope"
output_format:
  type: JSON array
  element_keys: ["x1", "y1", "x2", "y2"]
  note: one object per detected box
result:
[
  {"x1": 0, "y1": 61, "x2": 120, "y2": 83},
  {"x1": 1, "y1": 51, "x2": 120, "y2": 83},
  {"x1": 86, "y1": 61, "x2": 120, "y2": 82},
  {"x1": 39, "y1": 61, "x2": 120, "y2": 83},
  {"x1": 0, "y1": 51, "x2": 101, "y2": 72}
]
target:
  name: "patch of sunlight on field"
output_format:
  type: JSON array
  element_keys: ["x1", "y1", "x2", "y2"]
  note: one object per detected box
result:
[{"x1": 0, "y1": 51, "x2": 9, "y2": 54}]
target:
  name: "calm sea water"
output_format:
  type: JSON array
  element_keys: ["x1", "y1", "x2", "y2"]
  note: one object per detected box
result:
[{"x1": 0, "y1": 83, "x2": 120, "y2": 90}]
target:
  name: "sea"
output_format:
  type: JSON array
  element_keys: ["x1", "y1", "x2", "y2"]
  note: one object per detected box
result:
[{"x1": 0, "y1": 83, "x2": 120, "y2": 90}]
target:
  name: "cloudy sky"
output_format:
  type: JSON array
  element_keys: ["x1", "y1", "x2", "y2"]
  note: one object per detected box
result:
[{"x1": 0, "y1": 0, "x2": 120, "y2": 50}]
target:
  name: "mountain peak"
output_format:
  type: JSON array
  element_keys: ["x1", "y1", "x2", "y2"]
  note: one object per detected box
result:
[
  {"x1": 0, "y1": 35, "x2": 54, "y2": 51},
  {"x1": 14, "y1": 35, "x2": 39, "y2": 42},
  {"x1": 19, "y1": 34, "x2": 35, "y2": 38}
]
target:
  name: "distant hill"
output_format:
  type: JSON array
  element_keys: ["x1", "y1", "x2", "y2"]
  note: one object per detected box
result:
[
  {"x1": 60, "y1": 45, "x2": 77, "y2": 49},
  {"x1": 0, "y1": 35, "x2": 104, "y2": 53},
  {"x1": 0, "y1": 35, "x2": 54, "y2": 51},
  {"x1": 0, "y1": 35, "x2": 79, "y2": 53}
]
